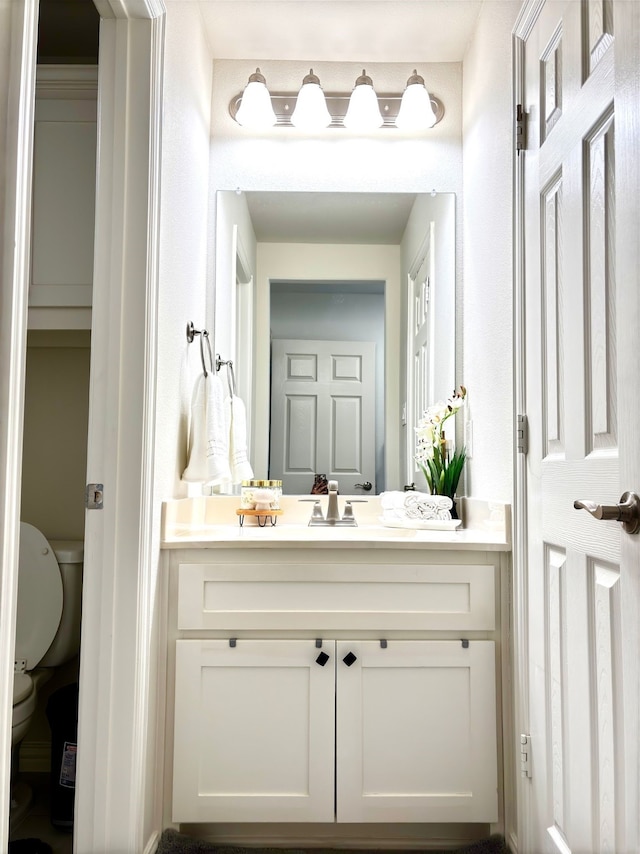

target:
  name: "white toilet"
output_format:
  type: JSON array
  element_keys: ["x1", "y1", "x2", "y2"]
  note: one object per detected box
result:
[{"x1": 12, "y1": 522, "x2": 84, "y2": 752}]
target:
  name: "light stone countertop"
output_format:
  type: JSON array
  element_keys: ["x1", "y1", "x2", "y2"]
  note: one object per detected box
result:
[{"x1": 161, "y1": 495, "x2": 512, "y2": 552}]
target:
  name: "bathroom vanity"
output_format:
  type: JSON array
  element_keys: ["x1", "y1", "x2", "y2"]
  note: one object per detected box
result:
[{"x1": 161, "y1": 497, "x2": 512, "y2": 844}]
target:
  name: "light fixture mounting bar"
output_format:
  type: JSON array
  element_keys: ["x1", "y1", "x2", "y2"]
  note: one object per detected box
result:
[{"x1": 229, "y1": 92, "x2": 445, "y2": 128}]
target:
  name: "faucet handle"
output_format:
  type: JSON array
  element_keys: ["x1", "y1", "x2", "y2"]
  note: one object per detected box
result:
[{"x1": 342, "y1": 502, "x2": 355, "y2": 520}]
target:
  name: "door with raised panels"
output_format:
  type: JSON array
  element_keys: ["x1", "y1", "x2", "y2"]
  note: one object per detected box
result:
[
  {"x1": 519, "y1": 1, "x2": 640, "y2": 852},
  {"x1": 270, "y1": 339, "x2": 376, "y2": 493}
]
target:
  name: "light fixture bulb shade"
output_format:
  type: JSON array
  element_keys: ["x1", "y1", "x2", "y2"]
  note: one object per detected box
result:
[
  {"x1": 291, "y1": 70, "x2": 331, "y2": 130},
  {"x1": 235, "y1": 69, "x2": 277, "y2": 129},
  {"x1": 396, "y1": 71, "x2": 437, "y2": 130},
  {"x1": 343, "y1": 70, "x2": 383, "y2": 130}
]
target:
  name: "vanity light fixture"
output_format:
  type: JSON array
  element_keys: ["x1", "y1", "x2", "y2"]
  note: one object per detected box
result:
[
  {"x1": 234, "y1": 68, "x2": 277, "y2": 129},
  {"x1": 396, "y1": 69, "x2": 438, "y2": 130},
  {"x1": 291, "y1": 69, "x2": 332, "y2": 130},
  {"x1": 229, "y1": 68, "x2": 444, "y2": 130},
  {"x1": 343, "y1": 69, "x2": 383, "y2": 130}
]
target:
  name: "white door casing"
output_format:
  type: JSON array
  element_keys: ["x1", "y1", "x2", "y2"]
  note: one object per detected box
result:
[
  {"x1": 406, "y1": 240, "x2": 433, "y2": 484},
  {"x1": 74, "y1": 3, "x2": 166, "y2": 852},
  {"x1": 403, "y1": 194, "x2": 456, "y2": 488},
  {"x1": 0, "y1": 2, "x2": 39, "y2": 845},
  {"x1": 515, "y1": 2, "x2": 640, "y2": 853},
  {"x1": 270, "y1": 339, "x2": 377, "y2": 494}
]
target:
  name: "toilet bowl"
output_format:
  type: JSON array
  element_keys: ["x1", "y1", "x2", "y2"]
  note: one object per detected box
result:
[{"x1": 12, "y1": 523, "x2": 84, "y2": 749}]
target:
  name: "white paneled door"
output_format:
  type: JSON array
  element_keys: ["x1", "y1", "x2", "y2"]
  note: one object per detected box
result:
[
  {"x1": 518, "y1": 2, "x2": 640, "y2": 853},
  {"x1": 270, "y1": 339, "x2": 376, "y2": 494}
]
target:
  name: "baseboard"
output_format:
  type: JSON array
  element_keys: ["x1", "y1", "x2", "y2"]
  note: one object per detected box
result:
[
  {"x1": 177, "y1": 823, "x2": 494, "y2": 850},
  {"x1": 18, "y1": 740, "x2": 51, "y2": 774},
  {"x1": 144, "y1": 829, "x2": 161, "y2": 854}
]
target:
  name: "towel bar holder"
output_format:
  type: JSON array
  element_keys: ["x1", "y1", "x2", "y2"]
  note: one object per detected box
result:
[{"x1": 187, "y1": 322, "x2": 235, "y2": 380}]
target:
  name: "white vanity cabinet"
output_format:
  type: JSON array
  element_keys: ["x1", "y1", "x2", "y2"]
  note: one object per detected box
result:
[
  {"x1": 168, "y1": 550, "x2": 504, "y2": 829},
  {"x1": 30, "y1": 66, "x2": 97, "y2": 329}
]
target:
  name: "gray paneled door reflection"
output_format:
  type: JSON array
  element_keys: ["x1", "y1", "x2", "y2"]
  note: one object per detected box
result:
[{"x1": 270, "y1": 339, "x2": 376, "y2": 494}]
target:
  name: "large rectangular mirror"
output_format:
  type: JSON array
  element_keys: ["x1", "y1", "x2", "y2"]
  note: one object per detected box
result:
[{"x1": 215, "y1": 190, "x2": 455, "y2": 495}]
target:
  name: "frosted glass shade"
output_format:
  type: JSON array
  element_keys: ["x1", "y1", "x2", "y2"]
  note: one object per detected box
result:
[
  {"x1": 235, "y1": 69, "x2": 277, "y2": 129},
  {"x1": 343, "y1": 70, "x2": 383, "y2": 130},
  {"x1": 291, "y1": 70, "x2": 331, "y2": 130},
  {"x1": 396, "y1": 71, "x2": 437, "y2": 130}
]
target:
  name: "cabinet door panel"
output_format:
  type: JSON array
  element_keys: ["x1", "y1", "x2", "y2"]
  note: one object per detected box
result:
[
  {"x1": 173, "y1": 639, "x2": 335, "y2": 823},
  {"x1": 336, "y1": 640, "x2": 498, "y2": 823},
  {"x1": 31, "y1": 99, "x2": 96, "y2": 305}
]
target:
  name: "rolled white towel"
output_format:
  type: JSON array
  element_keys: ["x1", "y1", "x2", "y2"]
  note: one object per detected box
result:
[
  {"x1": 380, "y1": 491, "x2": 412, "y2": 520},
  {"x1": 380, "y1": 491, "x2": 453, "y2": 522},
  {"x1": 404, "y1": 492, "x2": 452, "y2": 520}
]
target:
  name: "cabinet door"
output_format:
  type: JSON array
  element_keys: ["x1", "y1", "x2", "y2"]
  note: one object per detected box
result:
[
  {"x1": 173, "y1": 639, "x2": 335, "y2": 823},
  {"x1": 336, "y1": 640, "x2": 498, "y2": 823},
  {"x1": 30, "y1": 97, "x2": 96, "y2": 326}
]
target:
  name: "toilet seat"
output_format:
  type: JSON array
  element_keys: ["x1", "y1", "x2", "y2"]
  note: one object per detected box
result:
[
  {"x1": 15, "y1": 523, "x2": 63, "y2": 673},
  {"x1": 13, "y1": 673, "x2": 33, "y2": 707},
  {"x1": 12, "y1": 673, "x2": 36, "y2": 727}
]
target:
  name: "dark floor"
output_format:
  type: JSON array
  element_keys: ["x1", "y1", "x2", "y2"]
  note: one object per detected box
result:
[{"x1": 10, "y1": 773, "x2": 73, "y2": 854}]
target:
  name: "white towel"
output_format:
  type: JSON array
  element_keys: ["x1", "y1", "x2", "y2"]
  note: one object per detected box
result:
[
  {"x1": 226, "y1": 394, "x2": 254, "y2": 483},
  {"x1": 182, "y1": 374, "x2": 208, "y2": 483},
  {"x1": 182, "y1": 373, "x2": 232, "y2": 486},
  {"x1": 380, "y1": 491, "x2": 452, "y2": 522}
]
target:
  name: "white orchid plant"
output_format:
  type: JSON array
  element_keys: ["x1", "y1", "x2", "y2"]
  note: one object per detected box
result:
[{"x1": 414, "y1": 386, "x2": 467, "y2": 497}]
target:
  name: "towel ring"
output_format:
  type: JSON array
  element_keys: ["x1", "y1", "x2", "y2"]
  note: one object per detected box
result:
[
  {"x1": 224, "y1": 360, "x2": 237, "y2": 396},
  {"x1": 200, "y1": 331, "x2": 214, "y2": 376}
]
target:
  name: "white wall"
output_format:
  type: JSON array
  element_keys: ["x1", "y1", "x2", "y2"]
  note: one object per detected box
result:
[
  {"x1": 462, "y1": 0, "x2": 520, "y2": 502},
  {"x1": 159, "y1": 13, "x2": 518, "y2": 504},
  {"x1": 151, "y1": 1, "x2": 214, "y2": 842},
  {"x1": 21, "y1": 331, "x2": 90, "y2": 540},
  {"x1": 156, "y1": 4, "x2": 215, "y2": 501}
]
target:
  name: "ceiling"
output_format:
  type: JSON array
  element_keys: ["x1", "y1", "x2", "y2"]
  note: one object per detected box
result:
[
  {"x1": 244, "y1": 191, "x2": 422, "y2": 244},
  {"x1": 195, "y1": 1, "x2": 484, "y2": 63}
]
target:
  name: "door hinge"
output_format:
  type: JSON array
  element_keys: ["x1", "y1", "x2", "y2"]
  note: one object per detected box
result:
[
  {"x1": 517, "y1": 414, "x2": 529, "y2": 454},
  {"x1": 520, "y1": 733, "x2": 532, "y2": 778},
  {"x1": 516, "y1": 104, "x2": 527, "y2": 153},
  {"x1": 85, "y1": 483, "x2": 104, "y2": 510}
]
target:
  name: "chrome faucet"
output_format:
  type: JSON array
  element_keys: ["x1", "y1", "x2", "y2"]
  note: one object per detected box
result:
[{"x1": 308, "y1": 480, "x2": 359, "y2": 527}]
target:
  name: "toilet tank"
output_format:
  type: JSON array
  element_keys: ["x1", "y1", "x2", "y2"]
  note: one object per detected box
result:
[{"x1": 39, "y1": 539, "x2": 84, "y2": 668}]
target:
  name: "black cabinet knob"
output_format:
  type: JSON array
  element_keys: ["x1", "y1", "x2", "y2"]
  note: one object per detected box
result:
[
  {"x1": 342, "y1": 651, "x2": 357, "y2": 667},
  {"x1": 315, "y1": 651, "x2": 330, "y2": 667}
]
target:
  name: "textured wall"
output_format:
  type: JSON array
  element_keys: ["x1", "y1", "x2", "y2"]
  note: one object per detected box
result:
[
  {"x1": 156, "y1": 5, "x2": 215, "y2": 500},
  {"x1": 20, "y1": 332, "x2": 90, "y2": 540},
  {"x1": 160, "y1": 11, "x2": 518, "y2": 504},
  {"x1": 462, "y1": 1, "x2": 519, "y2": 502}
]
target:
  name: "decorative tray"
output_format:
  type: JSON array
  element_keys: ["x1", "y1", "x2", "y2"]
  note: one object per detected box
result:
[
  {"x1": 379, "y1": 517, "x2": 462, "y2": 531},
  {"x1": 236, "y1": 508, "x2": 283, "y2": 528}
]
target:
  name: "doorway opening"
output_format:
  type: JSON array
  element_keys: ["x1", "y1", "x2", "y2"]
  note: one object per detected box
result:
[{"x1": 269, "y1": 280, "x2": 385, "y2": 493}]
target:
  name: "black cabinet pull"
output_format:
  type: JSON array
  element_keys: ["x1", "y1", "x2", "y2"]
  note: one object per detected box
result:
[
  {"x1": 315, "y1": 651, "x2": 330, "y2": 667},
  {"x1": 342, "y1": 651, "x2": 357, "y2": 667}
]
